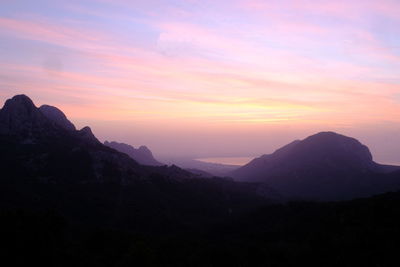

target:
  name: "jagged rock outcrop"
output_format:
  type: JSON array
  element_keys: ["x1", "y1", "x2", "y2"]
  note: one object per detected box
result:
[{"x1": 78, "y1": 126, "x2": 101, "y2": 145}]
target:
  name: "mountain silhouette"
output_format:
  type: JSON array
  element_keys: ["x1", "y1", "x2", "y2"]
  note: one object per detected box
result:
[
  {"x1": 232, "y1": 132, "x2": 400, "y2": 200},
  {"x1": 104, "y1": 141, "x2": 163, "y2": 166},
  {"x1": 0, "y1": 95, "x2": 200, "y2": 184}
]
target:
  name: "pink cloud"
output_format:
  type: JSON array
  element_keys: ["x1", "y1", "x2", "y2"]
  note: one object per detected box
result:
[{"x1": 0, "y1": 17, "x2": 106, "y2": 45}]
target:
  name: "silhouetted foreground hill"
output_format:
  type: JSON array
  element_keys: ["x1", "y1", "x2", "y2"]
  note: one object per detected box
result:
[
  {"x1": 3, "y1": 190, "x2": 400, "y2": 266},
  {"x1": 104, "y1": 141, "x2": 163, "y2": 166},
  {"x1": 232, "y1": 132, "x2": 400, "y2": 200}
]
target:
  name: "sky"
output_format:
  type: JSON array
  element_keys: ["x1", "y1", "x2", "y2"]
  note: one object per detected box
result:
[{"x1": 0, "y1": 0, "x2": 400, "y2": 163}]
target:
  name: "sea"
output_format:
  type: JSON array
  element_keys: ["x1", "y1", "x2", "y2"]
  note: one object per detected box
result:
[{"x1": 196, "y1": 156, "x2": 254, "y2": 166}]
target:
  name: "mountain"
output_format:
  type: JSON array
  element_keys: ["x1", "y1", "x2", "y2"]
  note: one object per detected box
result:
[
  {"x1": 232, "y1": 132, "x2": 400, "y2": 200},
  {"x1": 104, "y1": 141, "x2": 163, "y2": 166},
  {"x1": 0, "y1": 95, "x2": 58, "y2": 139}
]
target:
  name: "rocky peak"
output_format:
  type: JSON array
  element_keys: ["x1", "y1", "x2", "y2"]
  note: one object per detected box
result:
[
  {"x1": 39, "y1": 105, "x2": 76, "y2": 131},
  {"x1": 78, "y1": 126, "x2": 100, "y2": 144},
  {"x1": 0, "y1": 94, "x2": 50, "y2": 137},
  {"x1": 3, "y1": 94, "x2": 36, "y2": 111}
]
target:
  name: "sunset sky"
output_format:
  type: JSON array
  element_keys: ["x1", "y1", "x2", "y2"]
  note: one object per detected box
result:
[{"x1": 1, "y1": 0, "x2": 400, "y2": 163}]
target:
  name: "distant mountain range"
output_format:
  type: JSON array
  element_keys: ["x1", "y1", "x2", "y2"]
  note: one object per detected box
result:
[
  {"x1": 231, "y1": 131, "x2": 400, "y2": 200},
  {"x1": 104, "y1": 141, "x2": 163, "y2": 166}
]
